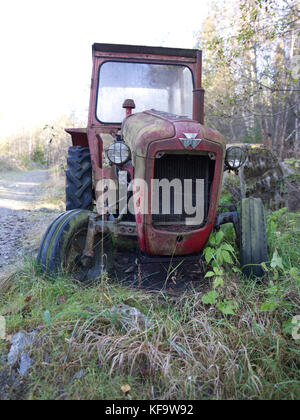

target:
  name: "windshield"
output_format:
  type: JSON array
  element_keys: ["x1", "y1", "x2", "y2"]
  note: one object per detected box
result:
[{"x1": 96, "y1": 61, "x2": 194, "y2": 123}]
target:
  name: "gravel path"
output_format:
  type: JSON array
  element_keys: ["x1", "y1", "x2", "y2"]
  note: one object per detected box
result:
[{"x1": 0, "y1": 170, "x2": 50, "y2": 269}]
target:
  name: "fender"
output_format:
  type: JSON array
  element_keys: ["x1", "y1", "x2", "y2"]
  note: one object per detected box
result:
[{"x1": 65, "y1": 128, "x2": 89, "y2": 147}]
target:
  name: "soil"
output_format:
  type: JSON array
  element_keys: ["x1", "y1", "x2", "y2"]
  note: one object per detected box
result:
[
  {"x1": 0, "y1": 170, "x2": 55, "y2": 270},
  {"x1": 113, "y1": 249, "x2": 208, "y2": 296}
]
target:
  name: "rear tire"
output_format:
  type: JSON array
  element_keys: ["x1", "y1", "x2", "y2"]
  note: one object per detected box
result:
[
  {"x1": 239, "y1": 197, "x2": 268, "y2": 277},
  {"x1": 37, "y1": 210, "x2": 113, "y2": 284},
  {"x1": 66, "y1": 146, "x2": 93, "y2": 211}
]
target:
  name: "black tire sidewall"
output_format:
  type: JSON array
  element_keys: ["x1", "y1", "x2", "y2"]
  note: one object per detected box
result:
[{"x1": 38, "y1": 210, "x2": 113, "y2": 283}]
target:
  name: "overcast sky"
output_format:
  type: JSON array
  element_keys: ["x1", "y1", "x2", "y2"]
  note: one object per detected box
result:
[{"x1": 0, "y1": 0, "x2": 209, "y2": 137}]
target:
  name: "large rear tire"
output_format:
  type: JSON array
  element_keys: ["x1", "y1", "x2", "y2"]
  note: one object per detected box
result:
[
  {"x1": 66, "y1": 146, "x2": 93, "y2": 211},
  {"x1": 239, "y1": 197, "x2": 268, "y2": 277},
  {"x1": 37, "y1": 210, "x2": 113, "y2": 284}
]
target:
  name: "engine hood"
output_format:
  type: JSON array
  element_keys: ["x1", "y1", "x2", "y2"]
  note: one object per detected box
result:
[{"x1": 121, "y1": 110, "x2": 225, "y2": 164}]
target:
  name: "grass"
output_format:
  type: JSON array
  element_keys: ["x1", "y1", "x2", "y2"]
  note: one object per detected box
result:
[
  {"x1": 0, "y1": 157, "x2": 25, "y2": 172},
  {"x1": 0, "y1": 171, "x2": 299, "y2": 400}
]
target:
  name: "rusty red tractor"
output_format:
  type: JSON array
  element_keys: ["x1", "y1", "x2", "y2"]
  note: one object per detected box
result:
[{"x1": 37, "y1": 43, "x2": 268, "y2": 283}]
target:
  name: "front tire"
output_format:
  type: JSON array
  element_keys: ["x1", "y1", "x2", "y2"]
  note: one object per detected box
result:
[
  {"x1": 239, "y1": 197, "x2": 268, "y2": 277},
  {"x1": 37, "y1": 210, "x2": 113, "y2": 284}
]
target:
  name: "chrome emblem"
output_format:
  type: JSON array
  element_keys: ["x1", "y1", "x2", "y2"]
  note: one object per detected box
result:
[{"x1": 179, "y1": 133, "x2": 201, "y2": 149}]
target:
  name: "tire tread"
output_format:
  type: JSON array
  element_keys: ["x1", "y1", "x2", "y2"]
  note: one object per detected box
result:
[{"x1": 65, "y1": 146, "x2": 93, "y2": 211}]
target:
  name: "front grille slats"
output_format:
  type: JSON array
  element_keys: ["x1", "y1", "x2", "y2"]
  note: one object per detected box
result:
[{"x1": 152, "y1": 154, "x2": 215, "y2": 230}]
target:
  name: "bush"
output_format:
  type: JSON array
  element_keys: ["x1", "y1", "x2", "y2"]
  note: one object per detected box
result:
[{"x1": 32, "y1": 144, "x2": 46, "y2": 165}]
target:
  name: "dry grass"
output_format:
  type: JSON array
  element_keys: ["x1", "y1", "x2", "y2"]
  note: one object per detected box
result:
[
  {"x1": 34, "y1": 165, "x2": 65, "y2": 211},
  {"x1": 0, "y1": 156, "x2": 25, "y2": 172}
]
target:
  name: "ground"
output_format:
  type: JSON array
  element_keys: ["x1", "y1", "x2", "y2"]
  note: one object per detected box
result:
[{"x1": 0, "y1": 169, "x2": 62, "y2": 272}]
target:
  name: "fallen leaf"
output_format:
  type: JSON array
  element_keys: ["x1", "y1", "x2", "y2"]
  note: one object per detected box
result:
[
  {"x1": 121, "y1": 384, "x2": 131, "y2": 394},
  {"x1": 103, "y1": 293, "x2": 113, "y2": 304},
  {"x1": 57, "y1": 296, "x2": 66, "y2": 305},
  {"x1": 21, "y1": 304, "x2": 31, "y2": 316},
  {"x1": 125, "y1": 265, "x2": 135, "y2": 274}
]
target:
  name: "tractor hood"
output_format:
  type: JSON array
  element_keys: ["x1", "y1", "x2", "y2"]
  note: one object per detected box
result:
[{"x1": 121, "y1": 110, "x2": 225, "y2": 164}]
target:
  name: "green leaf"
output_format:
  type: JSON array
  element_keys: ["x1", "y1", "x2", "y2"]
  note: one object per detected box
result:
[
  {"x1": 213, "y1": 276, "x2": 224, "y2": 289},
  {"x1": 216, "y1": 248, "x2": 223, "y2": 263},
  {"x1": 260, "y1": 300, "x2": 279, "y2": 312},
  {"x1": 217, "y1": 299, "x2": 236, "y2": 315},
  {"x1": 213, "y1": 266, "x2": 223, "y2": 276},
  {"x1": 211, "y1": 260, "x2": 218, "y2": 269},
  {"x1": 215, "y1": 231, "x2": 224, "y2": 245},
  {"x1": 271, "y1": 250, "x2": 284, "y2": 270},
  {"x1": 204, "y1": 271, "x2": 215, "y2": 278},
  {"x1": 261, "y1": 262, "x2": 268, "y2": 272},
  {"x1": 208, "y1": 234, "x2": 216, "y2": 246},
  {"x1": 204, "y1": 247, "x2": 214, "y2": 264},
  {"x1": 221, "y1": 243, "x2": 235, "y2": 254},
  {"x1": 282, "y1": 319, "x2": 294, "y2": 335},
  {"x1": 202, "y1": 290, "x2": 219, "y2": 305},
  {"x1": 222, "y1": 250, "x2": 234, "y2": 264}
]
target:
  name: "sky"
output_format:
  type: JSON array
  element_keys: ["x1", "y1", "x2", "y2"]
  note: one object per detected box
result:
[{"x1": 0, "y1": 0, "x2": 209, "y2": 137}]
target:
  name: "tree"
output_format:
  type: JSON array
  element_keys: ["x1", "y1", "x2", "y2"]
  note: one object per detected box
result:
[{"x1": 197, "y1": 0, "x2": 300, "y2": 157}]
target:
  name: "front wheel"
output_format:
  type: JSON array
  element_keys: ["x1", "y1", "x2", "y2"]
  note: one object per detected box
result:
[
  {"x1": 239, "y1": 197, "x2": 268, "y2": 277},
  {"x1": 37, "y1": 210, "x2": 113, "y2": 284}
]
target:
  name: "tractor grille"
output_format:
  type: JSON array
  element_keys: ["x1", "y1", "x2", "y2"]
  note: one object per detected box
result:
[{"x1": 152, "y1": 154, "x2": 215, "y2": 231}]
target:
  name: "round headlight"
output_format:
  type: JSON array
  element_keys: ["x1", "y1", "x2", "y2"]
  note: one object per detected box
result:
[
  {"x1": 106, "y1": 142, "x2": 131, "y2": 165},
  {"x1": 225, "y1": 146, "x2": 246, "y2": 170}
]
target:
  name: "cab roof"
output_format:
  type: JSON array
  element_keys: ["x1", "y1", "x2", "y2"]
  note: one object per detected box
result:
[{"x1": 92, "y1": 43, "x2": 200, "y2": 59}]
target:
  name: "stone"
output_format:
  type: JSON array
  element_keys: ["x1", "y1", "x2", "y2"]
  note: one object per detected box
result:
[
  {"x1": 110, "y1": 304, "x2": 152, "y2": 331},
  {"x1": 7, "y1": 331, "x2": 37, "y2": 376}
]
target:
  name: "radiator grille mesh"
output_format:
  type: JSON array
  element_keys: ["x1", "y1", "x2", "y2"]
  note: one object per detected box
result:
[{"x1": 152, "y1": 154, "x2": 215, "y2": 230}]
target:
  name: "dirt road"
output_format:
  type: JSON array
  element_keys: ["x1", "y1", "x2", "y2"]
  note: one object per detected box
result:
[{"x1": 0, "y1": 170, "x2": 52, "y2": 269}]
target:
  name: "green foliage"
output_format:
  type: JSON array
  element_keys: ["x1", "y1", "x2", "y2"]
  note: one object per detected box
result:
[
  {"x1": 202, "y1": 230, "x2": 239, "y2": 315},
  {"x1": 260, "y1": 208, "x2": 300, "y2": 313},
  {"x1": 202, "y1": 206, "x2": 300, "y2": 320},
  {"x1": 197, "y1": 0, "x2": 298, "y2": 155},
  {"x1": 266, "y1": 208, "x2": 300, "y2": 271},
  {"x1": 32, "y1": 143, "x2": 46, "y2": 165},
  {"x1": 216, "y1": 299, "x2": 237, "y2": 315},
  {"x1": 202, "y1": 290, "x2": 219, "y2": 305}
]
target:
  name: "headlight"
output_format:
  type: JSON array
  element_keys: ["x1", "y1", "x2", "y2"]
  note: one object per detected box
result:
[
  {"x1": 225, "y1": 146, "x2": 246, "y2": 170},
  {"x1": 106, "y1": 141, "x2": 131, "y2": 165}
]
